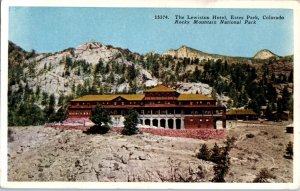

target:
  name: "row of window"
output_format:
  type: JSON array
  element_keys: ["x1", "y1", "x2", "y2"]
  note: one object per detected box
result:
[
  {"x1": 75, "y1": 101, "x2": 213, "y2": 106},
  {"x1": 145, "y1": 93, "x2": 175, "y2": 97},
  {"x1": 69, "y1": 111, "x2": 90, "y2": 115},
  {"x1": 189, "y1": 118, "x2": 211, "y2": 122}
]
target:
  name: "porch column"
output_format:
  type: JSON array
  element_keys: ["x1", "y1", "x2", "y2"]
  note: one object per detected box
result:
[
  {"x1": 173, "y1": 118, "x2": 177, "y2": 129},
  {"x1": 181, "y1": 118, "x2": 185, "y2": 129},
  {"x1": 158, "y1": 118, "x2": 161, "y2": 128},
  {"x1": 222, "y1": 109, "x2": 226, "y2": 129},
  {"x1": 165, "y1": 118, "x2": 169, "y2": 129}
]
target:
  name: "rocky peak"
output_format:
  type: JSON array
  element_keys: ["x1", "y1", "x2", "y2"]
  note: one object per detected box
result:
[
  {"x1": 75, "y1": 42, "x2": 104, "y2": 51},
  {"x1": 253, "y1": 49, "x2": 277, "y2": 60}
]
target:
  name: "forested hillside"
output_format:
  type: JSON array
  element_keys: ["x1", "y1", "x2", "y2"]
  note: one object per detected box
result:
[{"x1": 8, "y1": 41, "x2": 293, "y2": 126}]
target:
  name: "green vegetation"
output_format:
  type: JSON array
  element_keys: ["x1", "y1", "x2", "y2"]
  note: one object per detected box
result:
[
  {"x1": 7, "y1": 41, "x2": 293, "y2": 126},
  {"x1": 197, "y1": 144, "x2": 210, "y2": 161},
  {"x1": 285, "y1": 141, "x2": 293, "y2": 159},
  {"x1": 88, "y1": 104, "x2": 112, "y2": 134},
  {"x1": 122, "y1": 109, "x2": 139, "y2": 135},
  {"x1": 211, "y1": 136, "x2": 236, "y2": 182},
  {"x1": 196, "y1": 137, "x2": 236, "y2": 182},
  {"x1": 210, "y1": 143, "x2": 221, "y2": 163},
  {"x1": 253, "y1": 168, "x2": 276, "y2": 183}
]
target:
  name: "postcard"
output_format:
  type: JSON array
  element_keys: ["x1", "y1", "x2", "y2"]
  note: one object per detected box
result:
[{"x1": 1, "y1": 0, "x2": 299, "y2": 190}]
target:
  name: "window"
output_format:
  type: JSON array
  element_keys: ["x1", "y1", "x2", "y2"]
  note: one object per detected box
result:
[
  {"x1": 114, "y1": 102, "x2": 117, "y2": 105},
  {"x1": 122, "y1": 102, "x2": 124, "y2": 105},
  {"x1": 190, "y1": 101, "x2": 193, "y2": 105},
  {"x1": 207, "y1": 102, "x2": 210, "y2": 105}
]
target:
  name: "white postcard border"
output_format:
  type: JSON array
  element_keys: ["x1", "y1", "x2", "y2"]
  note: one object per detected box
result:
[{"x1": 1, "y1": 0, "x2": 300, "y2": 189}]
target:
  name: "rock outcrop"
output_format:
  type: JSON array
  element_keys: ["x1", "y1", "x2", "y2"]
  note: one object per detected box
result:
[{"x1": 253, "y1": 49, "x2": 277, "y2": 60}]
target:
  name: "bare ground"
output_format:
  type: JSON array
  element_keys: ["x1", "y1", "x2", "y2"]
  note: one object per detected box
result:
[{"x1": 8, "y1": 120, "x2": 293, "y2": 182}]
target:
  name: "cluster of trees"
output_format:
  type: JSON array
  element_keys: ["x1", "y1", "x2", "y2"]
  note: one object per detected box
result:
[
  {"x1": 197, "y1": 137, "x2": 236, "y2": 182},
  {"x1": 87, "y1": 105, "x2": 140, "y2": 136},
  {"x1": 8, "y1": 41, "x2": 293, "y2": 126},
  {"x1": 139, "y1": 54, "x2": 293, "y2": 116},
  {"x1": 8, "y1": 83, "x2": 68, "y2": 126},
  {"x1": 63, "y1": 57, "x2": 92, "y2": 76}
]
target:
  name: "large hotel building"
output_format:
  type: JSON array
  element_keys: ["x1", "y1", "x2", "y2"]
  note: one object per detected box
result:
[{"x1": 68, "y1": 85, "x2": 226, "y2": 129}]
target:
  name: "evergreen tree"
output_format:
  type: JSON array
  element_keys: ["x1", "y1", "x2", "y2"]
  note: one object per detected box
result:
[
  {"x1": 212, "y1": 136, "x2": 236, "y2": 182},
  {"x1": 192, "y1": 66, "x2": 201, "y2": 82},
  {"x1": 57, "y1": 94, "x2": 65, "y2": 107},
  {"x1": 46, "y1": 94, "x2": 56, "y2": 122},
  {"x1": 197, "y1": 144, "x2": 210, "y2": 161},
  {"x1": 285, "y1": 141, "x2": 293, "y2": 159},
  {"x1": 88, "y1": 104, "x2": 112, "y2": 134},
  {"x1": 122, "y1": 109, "x2": 139, "y2": 135},
  {"x1": 127, "y1": 64, "x2": 137, "y2": 81},
  {"x1": 41, "y1": 92, "x2": 48, "y2": 106},
  {"x1": 288, "y1": 71, "x2": 293, "y2": 83},
  {"x1": 248, "y1": 99, "x2": 259, "y2": 114},
  {"x1": 50, "y1": 106, "x2": 67, "y2": 123},
  {"x1": 281, "y1": 86, "x2": 291, "y2": 111},
  {"x1": 210, "y1": 143, "x2": 221, "y2": 163}
]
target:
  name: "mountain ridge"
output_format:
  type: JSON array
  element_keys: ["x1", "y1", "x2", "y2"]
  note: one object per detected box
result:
[
  {"x1": 10, "y1": 40, "x2": 290, "y2": 61},
  {"x1": 7, "y1": 40, "x2": 293, "y2": 126},
  {"x1": 162, "y1": 45, "x2": 285, "y2": 61}
]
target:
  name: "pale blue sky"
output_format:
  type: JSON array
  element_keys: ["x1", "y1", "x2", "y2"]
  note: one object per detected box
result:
[{"x1": 9, "y1": 7, "x2": 293, "y2": 57}]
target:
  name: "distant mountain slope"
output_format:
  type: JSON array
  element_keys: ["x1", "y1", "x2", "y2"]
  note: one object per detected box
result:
[
  {"x1": 8, "y1": 41, "x2": 293, "y2": 126},
  {"x1": 162, "y1": 45, "x2": 250, "y2": 63},
  {"x1": 253, "y1": 49, "x2": 278, "y2": 59}
]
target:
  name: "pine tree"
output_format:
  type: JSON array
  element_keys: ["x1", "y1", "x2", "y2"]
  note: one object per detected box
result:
[
  {"x1": 46, "y1": 94, "x2": 56, "y2": 122},
  {"x1": 285, "y1": 141, "x2": 293, "y2": 159},
  {"x1": 211, "y1": 136, "x2": 236, "y2": 182},
  {"x1": 88, "y1": 104, "x2": 112, "y2": 134},
  {"x1": 288, "y1": 71, "x2": 293, "y2": 83},
  {"x1": 210, "y1": 143, "x2": 221, "y2": 163},
  {"x1": 197, "y1": 144, "x2": 210, "y2": 161},
  {"x1": 122, "y1": 109, "x2": 139, "y2": 135}
]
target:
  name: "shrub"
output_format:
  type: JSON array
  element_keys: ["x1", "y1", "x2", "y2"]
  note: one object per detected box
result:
[
  {"x1": 197, "y1": 144, "x2": 210, "y2": 161},
  {"x1": 253, "y1": 168, "x2": 276, "y2": 183},
  {"x1": 8, "y1": 129, "x2": 14, "y2": 142},
  {"x1": 246, "y1": 133, "x2": 255, "y2": 138}
]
